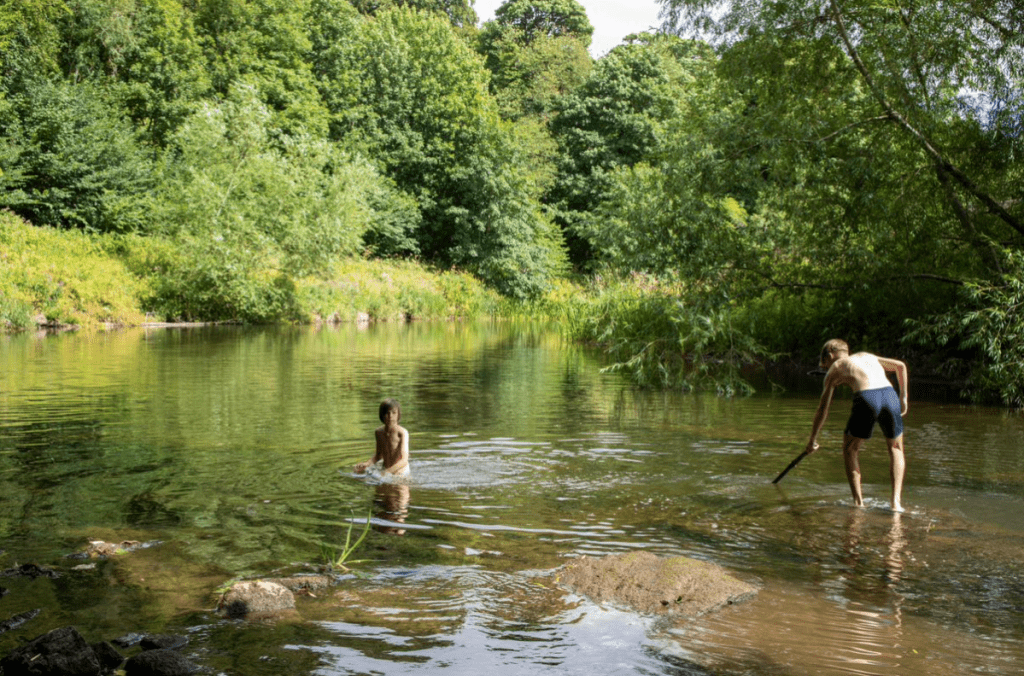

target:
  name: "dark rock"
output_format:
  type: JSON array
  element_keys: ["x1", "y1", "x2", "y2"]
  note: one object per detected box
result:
[
  {"x1": 0, "y1": 608, "x2": 41, "y2": 635},
  {"x1": 124, "y1": 649, "x2": 200, "y2": 676},
  {"x1": 140, "y1": 634, "x2": 188, "y2": 651},
  {"x1": 90, "y1": 641, "x2": 124, "y2": 672},
  {"x1": 0, "y1": 625, "x2": 102, "y2": 676},
  {"x1": 1, "y1": 586, "x2": 8, "y2": 598},
  {"x1": 0, "y1": 563, "x2": 61, "y2": 579},
  {"x1": 111, "y1": 632, "x2": 146, "y2": 648}
]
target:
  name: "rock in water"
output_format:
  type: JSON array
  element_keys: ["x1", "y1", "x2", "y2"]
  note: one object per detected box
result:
[
  {"x1": 557, "y1": 551, "x2": 756, "y2": 616},
  {"x1": 0, "y1": 625, "x2": 102, "y2": 676},
  {"x1": 217, "y1": 580, "x2": 296, "y2": 618},
  {"x1": 124, "y1": 649, "x2": 200, "y2": 676}
]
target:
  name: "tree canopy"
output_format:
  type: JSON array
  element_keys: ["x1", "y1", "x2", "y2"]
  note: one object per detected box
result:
[{"x1": 493, "y1": 0, "x2": 594, "y2": 47}]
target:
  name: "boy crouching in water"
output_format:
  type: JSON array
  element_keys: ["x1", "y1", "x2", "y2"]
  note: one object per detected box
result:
[{"x1": 355, "y1": 398, "x2": 410, "y2": 477}]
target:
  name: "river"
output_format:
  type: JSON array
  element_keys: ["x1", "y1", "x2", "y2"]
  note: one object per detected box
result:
[{"x1": 1, "y1": 321, "x2": 1022, "y2": 675}]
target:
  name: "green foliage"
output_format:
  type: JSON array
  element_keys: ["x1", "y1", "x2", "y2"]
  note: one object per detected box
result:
[
  {"x1": 492, "y1": 0, "x2": 594, "y2": 48},
  {"x1": 556, "y1": 274, "x2": 776, "y2": 394},
  {"x1": 0, "y1": 0, "x2": 66, "y2": 77},
  {"x1": 0, "y1": 210, "x2": 148, "y2": 328},
  {"x1": 57, "y1": 0, "x2": 212, "y2": 144},
  {"x1": 906, "y1": 250, "x2": 1024, "y2": 408},
  {"x1": 478, "y1": 22, "x2": 592, "y2": 121},
  {"x1": 347, "y1": 0, "x2": 477, "y2": 27},
  {"x1": 310, "y1": 6, "x2": 567, "y2": 298},
  {"x1": 192, "y1": 0, "x2": 328, "y2": 136},
  {"x1": 549, "y1": 35, "x2": 713, "y2": 267},
  {"x1": 146, "y1": 84, "x2": 384, "y2": 321},
  {"x1": 0, "y1": 77, "x2": 155, "y2": 232}
]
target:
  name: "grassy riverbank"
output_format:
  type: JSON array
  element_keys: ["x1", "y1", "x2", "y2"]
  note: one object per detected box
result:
[{"x1": 1, "y1": 212, "x2": 503, "y2": 330}]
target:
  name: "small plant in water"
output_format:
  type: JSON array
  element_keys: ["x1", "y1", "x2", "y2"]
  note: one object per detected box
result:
[{"x1": 320, "y1": 513, "x2": 372, "y2": 572}]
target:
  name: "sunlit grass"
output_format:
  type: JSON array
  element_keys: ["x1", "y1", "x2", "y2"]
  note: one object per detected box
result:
[
  {"x1": 1, "y1": 212, "x2": 507, "y2": 330},
  {"x1": 296, "y1": 258, "x2": 503, "y2": 322},
  {"x1": 0, "y1": 211, "x2": 149, "y2": 329}
]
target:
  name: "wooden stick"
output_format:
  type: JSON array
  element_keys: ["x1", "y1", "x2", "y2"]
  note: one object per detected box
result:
[{"x1": 772, "y1": 450, "x2": 810, "y2": 484}]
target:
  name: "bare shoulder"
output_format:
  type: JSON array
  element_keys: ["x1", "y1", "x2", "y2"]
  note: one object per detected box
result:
[
  {"x1": 874, "y1": 354, "x2": 907, "y2": 370},
  {"x1": 825, "y1": 355, "x2": 856, "y2": 382}
]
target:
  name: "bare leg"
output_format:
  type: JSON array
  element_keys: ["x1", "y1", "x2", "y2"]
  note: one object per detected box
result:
[
  {"x1": 887, "y1": 434, "x2": 906, "y2": 513},
  {"x1": 843, "y1": 434, "x2": 866, "y2": 507}
]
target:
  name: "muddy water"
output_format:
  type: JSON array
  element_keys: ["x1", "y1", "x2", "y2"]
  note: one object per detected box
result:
[{"x1": 0, "y1": 322, "x2": 1022, "y2": 675}]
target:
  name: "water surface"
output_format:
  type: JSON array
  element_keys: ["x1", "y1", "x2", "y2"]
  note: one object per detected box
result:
[{"x1": 1, "y1": 322, "x2": 1022, "y2": 675}]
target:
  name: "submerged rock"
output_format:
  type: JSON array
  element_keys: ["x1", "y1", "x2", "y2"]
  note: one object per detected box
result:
[
  {"x1": 261, "y1": 574, "x2": 334, "y2": 593},
  {"x1": 140, "y1": 634, "x2": 188, "y2": 651},
  {"x1": 124, "y1": 649, "x2": 200, "y2": 676},
  {"x1": 217, "y1": 580, "x2": 296, "y2": 618},
  {"x1": 0, "y1": 608, "x2": 41, "y2": 636},
  {"x1": 66, "y1": 540, "x2": 163, "y2": 560},
  {"x1": 556, "y1": 551, "x2": 757, "y2": 617},
  {"x1": 0, "y1": 625, "x2": 102, "y2": 676},
  {"x1": 111, "y1": 632, "x2": 147, "y2": 649},
  {"x1": 89, "y1": 641, "x2": 125, "y2": 672},
  {"x1": 0, "y1": 563, "x2": 61, "y2": 579}
]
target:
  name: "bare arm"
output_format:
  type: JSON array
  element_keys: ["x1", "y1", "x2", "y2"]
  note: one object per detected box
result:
[
  {"x1": 355, "y1": 428, "x2": 386, "y2": 473},
  {"x1": 806, "y1": 380, "x2": 838, "y2": 454},
  {"x1": 877, "y1": 356, "x2": 908, "y2": 415}
]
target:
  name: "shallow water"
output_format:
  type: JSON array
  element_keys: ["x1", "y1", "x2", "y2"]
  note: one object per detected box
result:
[{"x1": 1, "y1": 322, "x2": 1022, "y2": 675}]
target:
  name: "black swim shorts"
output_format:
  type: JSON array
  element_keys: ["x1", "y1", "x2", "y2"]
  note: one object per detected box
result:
[{"x1": 845, "y1": 386, "x2": 904, "y2": 439}]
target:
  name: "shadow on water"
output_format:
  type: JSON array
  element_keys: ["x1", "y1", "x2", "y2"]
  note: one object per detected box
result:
[{"x1": 1, "y1": 323, "x2": 1023, "y2": 675}]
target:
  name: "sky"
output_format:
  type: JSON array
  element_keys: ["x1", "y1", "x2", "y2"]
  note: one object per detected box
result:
[{"x1": 473, "y1": 0, "x2": 666, "y2": 57}]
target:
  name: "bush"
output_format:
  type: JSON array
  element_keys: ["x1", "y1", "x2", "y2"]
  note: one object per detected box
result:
[
  {"x1": 906, "y1": 250, "x2": 1024, "y2": 408},
  {"x1": 549, "y1": 273, "x2": 776, "y2": 394}
]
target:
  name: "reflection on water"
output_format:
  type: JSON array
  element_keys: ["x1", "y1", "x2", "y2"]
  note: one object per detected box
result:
[{"x1": 1, "y1": 323, "x2": 1023, "y2": 675}]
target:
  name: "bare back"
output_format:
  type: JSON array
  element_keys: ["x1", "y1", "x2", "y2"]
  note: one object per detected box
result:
[{"x1": 826, "y1": 352, "x2": 895, "y2": 393}]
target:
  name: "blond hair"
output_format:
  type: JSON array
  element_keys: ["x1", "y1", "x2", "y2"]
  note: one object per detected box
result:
[{"x1": 820, "y1": 339, "x2": 849, "y2": 363}]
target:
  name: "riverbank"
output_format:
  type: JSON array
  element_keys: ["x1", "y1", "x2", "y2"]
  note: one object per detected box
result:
[{"x1": 1, "y1": 212, "x2": 505, "y2": 331}]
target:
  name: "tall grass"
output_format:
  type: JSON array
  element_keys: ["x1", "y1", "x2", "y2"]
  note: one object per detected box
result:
[
  {"x1": 1, "y1": 212, "x2": 503, "y2": 330},
  {"x1": 544, "y1": 273, "x2": 777, "y2": 394},
  {"x1": 0, "y1": 211, "x2": 148, "y2": 329},
  {"x1": 296, "y1": 259, "x2": 502, "y2": 323}
]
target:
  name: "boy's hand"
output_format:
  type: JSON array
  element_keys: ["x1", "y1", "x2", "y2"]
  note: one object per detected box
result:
[{"x1": 354, "y1": 461, "x2": 370, "y2": 473}]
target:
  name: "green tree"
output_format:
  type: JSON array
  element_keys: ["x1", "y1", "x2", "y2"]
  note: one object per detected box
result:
[
  {"x1": 477, "y1": 2, "x2": 592, "y2": 120},
  {"x1": 0, "y1": 77, "x2": 155, "y2": 232},
  {"x1": 659, "y1": 0, "x2": 1024, "y2": 268},
  {"x1": 493, "y1": 0, "x2": 593, "y2": 47},
  {"x1": 56, "y1": 0, "x2": 212, "y2": 144},
  {"x1": 0, "y1": 0, "x2": 66, "y2": 77},
  {"x1": 149, "y1": 84, "x2": 385, "y2": 319},
  {"x1": 348, "y1": 0, "x2": 477, "y2": 27},
  {"x1": 192, "y1": 0, "x2": 328, "y2": 136},
  {"x1": 549, "y1": 35, "x2": 709, "y2": 268},
  {"x1": 476, "y1": 2, "x2": 593, "y2": 199},
  {"x1": 310, "y1": 5, "x2": 566, "y2": 297}
]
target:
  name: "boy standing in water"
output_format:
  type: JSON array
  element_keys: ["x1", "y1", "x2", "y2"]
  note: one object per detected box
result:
[
  {"x1": 805, "y1": 339, "x2": 908, "y2": 512},
  {"x1": 355, "y1": 398, "x2": 410, "y2": 477}
]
